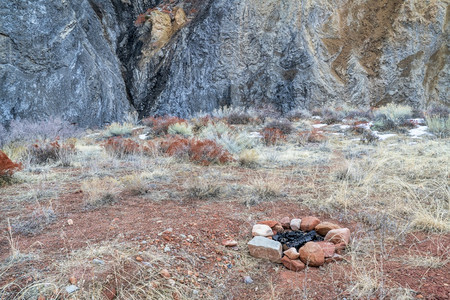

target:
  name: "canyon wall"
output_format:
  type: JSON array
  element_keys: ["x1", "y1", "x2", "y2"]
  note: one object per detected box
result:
[{"x1": 1, "y1": 0, "x2": 448, "y2": 125}]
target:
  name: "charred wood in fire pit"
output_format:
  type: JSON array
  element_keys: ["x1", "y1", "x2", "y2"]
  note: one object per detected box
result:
[{"x1": 272, "y1": 230, "x2": 324, "y2": 250}]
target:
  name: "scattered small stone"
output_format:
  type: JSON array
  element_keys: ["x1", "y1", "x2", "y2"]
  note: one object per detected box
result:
[
  {"x1": 164, "y1": 246, "x2": 171, "y2": 253},
  {"x1": 180, "y1": 234, "x2": 187, "y2": 239},
  {"x1": 248, "y1": 236, "x2": 282, "y2": 262},
  {"x1": 252, "y1": 224, "x2": 273, "y2": 237},
  {"x1": 281, "y1": 256, "x2": 305, "y2": 272},
  {"x1": 300, "y1": 216, "x2": 321, "y2": 232},
  {"x1": 193, "y1": 289, "x2": 199, "y2": 296},
  {"x1": 299, "y1": 242, "x2": 325, "y2": 267},
  {"x1": 273, "y1": 224, "x2": 284, "y2": 234},
  {"x1": 325, "y1": 254, "x2": 344, "y2": 263},
  {"x1": 222, "y1": 239, "x2": 238, "y2": 247},
  {"x1": 280, "y1": 217, "x2": 291, "y2": 229},
  {"x1": 160, "y1": 269, "x2": 171, "y2": 278},
  {"x1": 92, "y1": 258, "x2": 105, "y2": 265},
  {"x1": 65, "y1": 285, "x2": 79, "y2": 294},
  {"x1": 324, "y1": 228, "x2": 351, "y2": 245},
  {"x1": 37, "y1": 295, "x2": 46, "y2": 300},
  {"x1": 143, "y1": 262, "x2": 153, "y2": 267},
  {"x1": 290, "y1": 219, "x2": 301, "y2": 230},
  {"x1": 243, "y1": 276, "x2": 253, "y2": 284},
  {"x1": 69, "y1": 276, "x2": 77, "y2": 284},
  {"x1": 67, "y1": 219, "x2": 73, "y2": 225},
  {"x1": 315, "y1": 222, "x2": 341, "y2": 236},
  {"x1": 135, "y1": 256, "x2": 143, "y2": 262},
  {"x1": 199, "y1": 256, "x2": 206, "y2": 260},
  {"x1": 168, "y1": 279, "x2": 176, "y2": 286},
  {"x1": 283, "y1": 247, "x2": 300, "y2": 260}
]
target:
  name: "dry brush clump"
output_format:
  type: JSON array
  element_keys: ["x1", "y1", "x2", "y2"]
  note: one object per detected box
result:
[
  {"x1": 102, "y1": 137, "x2": 157, "y2": 158},
  {"x1": 81, "y1": 177, "x2": 121, "y2": 208},
  {"x1": 160, "y1": 137, "x2": 233, "y2": 166},
  {"x1": 142, "y1": 116, "x2": 186, "y2": 136},
  {"x1": 27, "y1": 139, "x2": 77, "y2": 165},
  {"x1": 0, "y1": 150, "x2": 23, "y2": 185},
  {"x1": 261, "y1": 128, "x2": 286, "y2": 146}
]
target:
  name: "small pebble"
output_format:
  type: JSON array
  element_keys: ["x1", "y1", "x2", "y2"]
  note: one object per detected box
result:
[
  {"x1": 244, "y1": 276, "x2": 253, "y2": 284},
  {"x1": 65, "y1": 285, "x2": 79, "y2": 294},
  {"x1": 164, "y1": 246, "x2": 171, "y2": 253},
  {"x1": 92, "y1": 259, "x2": 105, "y2": 265}
]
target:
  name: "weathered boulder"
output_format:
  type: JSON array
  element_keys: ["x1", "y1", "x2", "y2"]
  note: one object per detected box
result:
[
  {"x1": 290, "y1": 219, "x2": 301, "y2": 231},
  {"x1": 315, "y1": 222, "x2": 341, "y2": 236},
  {"x1": 252, "y1": 224, "x2": 273, "y2": 237},
  {"x1": 299, "y1": 242, "x2": 325, "y2": 267},
  {"x1": 300, "y1": 217, "x2": 321, "y2": 232},
  {"x1": 280, "y1": 217, "x2": 291, "y2": 229},
  {"x1": 315, "y1": 241, "x2": 336, "y2": 258},
  {"x1": 325, "y1": 228, "x2": 351, "y2": 245},
  {"x1": 283, "y1": 248, "x2": 300, "y2": 260},
  {"x1": 248, "y1": 236, "x2": 282, "y2": 263}
]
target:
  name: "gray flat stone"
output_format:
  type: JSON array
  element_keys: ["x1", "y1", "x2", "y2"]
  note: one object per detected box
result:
[{"x1": 248, "y1": 236, "x2": 282, "y2": 263}]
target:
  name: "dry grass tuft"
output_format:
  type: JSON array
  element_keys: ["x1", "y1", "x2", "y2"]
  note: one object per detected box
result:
[
  {"x1": 81, "y1": 177, "x2": 121, "y2": 208},
  {"x1": 239, "y1": 149, "x2": 259, "y2": 168}
]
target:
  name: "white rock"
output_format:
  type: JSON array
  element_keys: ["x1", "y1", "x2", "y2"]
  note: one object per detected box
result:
[
  {"x1": 290, "y1": 219, "x2": 301, "y2": 230},
  {"x1": 65, "y1": 285, "x2": 79, "y2": 294},
  {"x1": 247, "y1": 236, "x2": 282, "y2": 262},
  {"x1": 251, "y1": 224, "x2": 273, "y2": 237}
]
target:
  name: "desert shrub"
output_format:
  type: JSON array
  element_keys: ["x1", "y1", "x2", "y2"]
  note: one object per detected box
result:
[
  {"x1": 160, "y1": 137, "x2": 233, "y2": 165},
  {"x1": 81, "y1": 177, "x2": 121, "y2": 208},
  {"x1": 103, "y1": 137, "x2": 156, "y2": 158},
  {"x1": 142, "y1": 116, "x2": 186, "y2": 136},
  {"x1": 104, "y1": 122, "x2": 133, "y2": 137},
  {"x1": 0, "y1": 150, "x2": 23, "y2": 186},
  {"x1": 160, "y1": 136, "x2": 191, "y2": 158},
  {"x1": 199, "y1": 121, "x2": 230, "y2": 137},
  {"x1": 27, "y1": 139, "x2": 76, "y2": 165},
  {"x1": 191, "y1": 116, "x2": 214, "y2": 133},
  {"x1": 12, "y1": 206, "x2": 56, "y2": 236},
  {"x1": 4, "y1": 117, "x2": 81, "y2": 146},
  {"x1": 426, "y1": 103, "x2": 449, "y2": 119},
  {"x1": 186, "y1": 178, "x2": 221, "y2": 199},
  {"x1": 227, "y1": 111, "x2": 251, "y2": 125},
  {"x1": 168, "y1": 122, "x2": 193, "y2": 137},
  {"x1": 250, "y1": 103, "x2": 281, "y2": 122},
  {"x1": 426, "y1": 116, "x2": 450, "y2": 138},
  {"x1": 321, "y1": 108, "x2": 345, "y2": 124},
  {"x1": 373, "y1": 104, "x2": 412, "y2": 131},
  {"x1": 264, "y1": 119, "x2": 293, "y2": 134},
  {"x1": 286, "y1": 108, "x2": 312, "y2": 121},
  {"x1": 188, "y1": 139, "x2": 233, "y2": 166},
  {"x1": 261, "y1": 128, "x2": 286, "y2": 146},
  {"x1": 360, "y1": 129, "x2": 379, "y2": 145},
  {"x1": 239, "y1": 149, "x2": 259, "y2": 168},
  {"x1": 343, "y1": 108, "x2": 372, "y2": 121},
  {"x1": 120, "y1": 173, "x2": 149, "y2": 195},
  {"x1": 298, "y1": 128, "x2": 327, "y2": 144}
]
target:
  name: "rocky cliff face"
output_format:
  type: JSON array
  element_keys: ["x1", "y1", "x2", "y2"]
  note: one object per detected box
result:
[{"x1": 1, "y1": 0, "x2": 448, "y2": 125}]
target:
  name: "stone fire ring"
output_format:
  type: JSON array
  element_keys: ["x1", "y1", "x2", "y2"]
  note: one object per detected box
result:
[{"x1": 247, "y1": 217, "x2": 350, "y2": 271}]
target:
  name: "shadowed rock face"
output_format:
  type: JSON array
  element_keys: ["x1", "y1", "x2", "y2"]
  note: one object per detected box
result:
[{"x1": 1, "y1": 0, "x2": 448, "y2": 126}]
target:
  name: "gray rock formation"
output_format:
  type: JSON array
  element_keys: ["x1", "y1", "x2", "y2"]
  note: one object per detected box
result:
[{"x1": 1, "y1": 0, "x2": 448, "y2": 126}]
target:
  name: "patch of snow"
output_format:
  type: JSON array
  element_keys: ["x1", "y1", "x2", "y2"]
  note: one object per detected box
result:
[
  {"x1": 340, "y1": 125, "x2": 351, "y2": 130},
  {"x1": 312, "y1": 116, "x2": 322, "y2": 120},
  {"x1": 373, "y1": 132, "x2": 397, "y2": 140},
  {"x1": 312, "y1": 123, "x2": 327, "y2": 129},
  {"x1": 139, "y1": 134, "x2": 148, "y2": 140},
  {"x1": 409, "y1": 126, "x2": 430, "y2": 138},
  {"x1": 248, "y1": 132, "x2": 262, "y2": 138},
  {"x1": 355, "y1": 122, "x2": 372, "y2": 130}
]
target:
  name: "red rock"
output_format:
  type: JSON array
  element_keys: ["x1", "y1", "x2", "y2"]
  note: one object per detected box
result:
[
  {"x1": 280, "y1": 217, "x2": 291, "y2": 229},
  {"x1": 281, "y1": 256, "x2": 305, "y2": 272},
  {"x1": 135, "y1": 256, "x2": 143, "y2": 262},
  {"x1": 103, "y1": 286, "x2": 117, "y2": 300},
  {"x1": 300, "y1": 216, "x2": 321, "y2": 231},
  {"x1": 37, "y1": 296, "x2": 46, "y2": 300},
  {"x1": 316, "y1": 241, "x2": 335, "y2": 258},
  {"x1": 324, "y1": 228, "x2": 350, "y2": 245},
  {"x1": 273, "y1": 224, "x2": 284, "y2": 233},
  {"x1": 69, "y1": 276, "x2": 77, "y2": 284},
  {"x1": 257, "y1": 220, "x2": 280, "y2": 228},
  {"x1": 222, "y1": 239, "x2": 238, "y2": 247},
  {"x1": 315, "y1": 222, "x2": 341, "y2": 236},
  {"x1": 160, "y1": 269, "x2": 171, "y2": 278},
  {"x1": 283, "y1": 247, "x2": 300, "y2": 260},
  {"x1": 299, "y1": 242, "x2": 325, "y2": 267}
]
